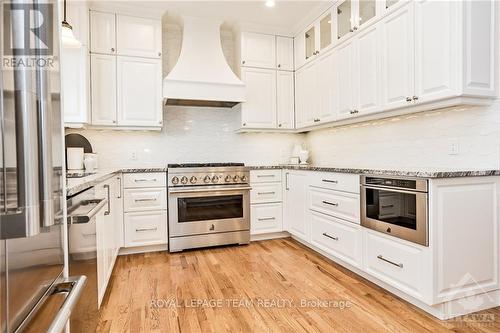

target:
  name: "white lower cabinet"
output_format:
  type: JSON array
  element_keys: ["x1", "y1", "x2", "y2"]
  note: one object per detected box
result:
[
  {"x1": 250, "y1": 183, "x2": 282, "y2": 204},
  {"x1": 363, "y1": 229, "x2": 430, "y2": 302},
  {"x1": 284, "y1": 171, "x2": 309, "y2": 240},
  {"x1": 251, "y1": 203, "x2": 283, "y2": 235},
  {"x1": 309, "y1": 187, "x2": 360, "y2": 223},
  {"x1": 124, "y1": 211, "x2": 167, "y2": 247},
  {"x1": 123, "y1": 188, "x2": 167, "y2": 212},
  {"x1": 310, "y1": 211, "x2": 362, "y2": 268}
]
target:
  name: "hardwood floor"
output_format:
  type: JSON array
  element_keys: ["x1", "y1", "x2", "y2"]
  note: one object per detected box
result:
[{"x1": 97, "y1": 238, "x2": 500, "y2": 333}]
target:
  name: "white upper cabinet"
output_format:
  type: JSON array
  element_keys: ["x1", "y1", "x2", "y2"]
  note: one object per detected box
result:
[
  {"x1": 276, "y1": 36, "x2": 294, "y2": 71},
  {"x1": 241, "y1": 67, "x2": 277, "y2": 129},
  {"x1": 335, "y1": 40, "x2": 356, "y2": 120},
  {"x1": 90, "y1": 11, "x2": 116, "y2": 55},
  {"x1": 296, "y1": 9, "x2": 333, "y2": 68},
  {"x1": 380, "y1": 2, "x2": 414, "y2": 110},
  {"x1": 62, "y1": 47, "x2": 90, "y2": 125},
  {"x1": 316, "y1": 49, "x2": 336, "y2": 124},
  {"x1": 117, "y1": 57, "x2": 163, "y2": 127},
  {"x1": 116, "y1": 15, "x2": 162, "y2": 58},
  {"x1": 335, "y1": 0, "x2": 355, "y2": 41},
  {"x1": 277, "y1": 71, "x2": 295, "y2": 129},
  {"x1": 241, "y1": 32, "x2": 276, "y2": 69},
  {"x1": 90, "y1": 54, "x2": 117, "y2": 125},
  {"x1": 295, "y1": 61, "x2": 318, "y2": 128}
]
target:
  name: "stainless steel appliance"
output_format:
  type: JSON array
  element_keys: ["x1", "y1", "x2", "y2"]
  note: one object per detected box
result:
[
  {"x1": 360, "y1": 175, "x2": 429, "y2": 246},
  {"x1": 168, "y1": 163, "x2": 251, "y2": 252},
  {"x1": 66, "y1": 188, "x2": 107, "y2": 333},
  {"x1": 1, "y1": 1, "x2": 85, "y2": 332}
]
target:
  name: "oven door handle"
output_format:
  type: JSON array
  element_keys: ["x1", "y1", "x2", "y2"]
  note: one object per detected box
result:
[
  {"x1": 168, "y1": 186, "x2": 252, "y2": 194},
  {"x1": 361, "y1": 185, "x2": 427, "y2": 195}
]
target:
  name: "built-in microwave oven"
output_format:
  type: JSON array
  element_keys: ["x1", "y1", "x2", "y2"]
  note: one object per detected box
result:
[{"x1": 360, "y1": 175, "x2": 429, "y2": 246}]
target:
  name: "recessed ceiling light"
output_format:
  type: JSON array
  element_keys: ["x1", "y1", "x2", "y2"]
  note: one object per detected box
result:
[{"x1": 265, "y1": 0, "x2": 275, "y2": 8}]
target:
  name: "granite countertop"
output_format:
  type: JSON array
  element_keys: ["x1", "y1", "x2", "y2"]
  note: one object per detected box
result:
[{"x1": 247, "y1": 165, "x2": 500, "y2": 179}]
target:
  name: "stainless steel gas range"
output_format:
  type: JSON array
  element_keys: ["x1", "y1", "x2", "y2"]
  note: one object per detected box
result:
[{"x1": 167, "y1": 163, "x2": 251, "y2": 252}]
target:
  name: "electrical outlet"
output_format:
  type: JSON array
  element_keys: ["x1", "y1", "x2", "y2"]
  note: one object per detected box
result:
[
  {"x1": 448, "y1": 141, "x2": 460, "y2": 155},
  {"x1": 131, "y1": 151, "x2": 138, "y2": 160}
]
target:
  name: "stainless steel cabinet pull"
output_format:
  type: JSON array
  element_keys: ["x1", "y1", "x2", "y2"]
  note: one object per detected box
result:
[
  {"x1": 258, "y1": 217, "x2": 276, "y2": 221},
  {"x1": 258, "y1": 191, "x2": 275, "y2": 195},
  {"x1": 322, "y1": 232, "x2": 339, "y2": 241},
  {"x1": 381, "y1": 204, "x2": 394, "y2": 209},
  {"x1": 322, "y1": 200, "x2": 339, "y2": 207},
  {"x1": 406, "y1": 97, "x2": 412, "y2": 102},
  {"x1": 134, "y1": 178, "x2": 157, "y2": 182},
  {"x1": 136, "y1": 227, "x2": 157, "y2": 232},
  {"x1": 134, "y1": 198, "x2": 157, "y2": 202},
  {"x1": 82, "y1": 232, "x2": 97, "y2": 237},
  {"x1": 377, "y1": 255, "x2": 403, "y2": 268},
  {"x1": 413, "y1": 96, "x2": 419, "y2": 101},
  {"x1": 104, "y1": 185, "x2": 111, "y2": 215},
  {"x1": 322, "y1": 179, "x2": 338, "y2": 184},
  {"x1": 257, "y1": 175, "x2": 275, "y2": 178},
  {"x1": 111, "y1": 47, "x2": 115, "y2": 52},
  {"x1": 117, "y1": 177, "x2": 122, "y2": 198},
  {"x1": 285, "y1": 172, "x2": 290, "y2": 191}
]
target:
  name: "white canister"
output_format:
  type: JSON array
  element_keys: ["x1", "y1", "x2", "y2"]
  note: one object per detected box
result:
[
  {"x1": 67, "y1": 148, "x2": 84, "y2": 170},
  {"x1": 83, "y1": 153, "x2": 98, "y2": 171}
]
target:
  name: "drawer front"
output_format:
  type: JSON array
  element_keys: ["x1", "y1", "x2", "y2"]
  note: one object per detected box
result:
[
  {"x1": 364, "y1": 230, "x2": 425, "y2": 299},
  {"x1": 310, "y1": 211, "x2": 362, "y2": 267},
  {"x1": 250, "y1": 183, "x2": 283, "y2": 203},
  {"x1": 123, "y1": 172, "x2": 166, "y2": 188},
  {"x1": 250, "y1": 169, "x2": 282, "y2": 183},
  {"x1": 309, "y1": 172, "x2": 360, "y2": 194},
  {"x1": 124, "y1": 211, "x2": 167, "y2": 247},
  {"x1": 124, "y1": 188, "x2": 167, "y2": 212},
  {"x1": 309, "y1": 187, "x2": 360, "y2": 223},
  {"x1": 251, "y1": 203, "x2": 283, "y2": 235}
]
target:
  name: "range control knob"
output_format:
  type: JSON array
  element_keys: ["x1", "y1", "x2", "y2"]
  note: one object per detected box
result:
[
  {"x1": 233, "y1": 175, "x2": 240, "y2": 182},
  {"x1": 241, "y1": 175, "x2": 247, "y2": 182},
  {"x1": 204, "y1": 175, "x2": 211, "y2": 183},
  {"x1": 190, "y1": 176, "x2": 197, "y2": 184},
  {"x1": 225, "y1": 175, "x2": 232, "y2": 182},
  {"x1": 171, "y1": 176, "x2": 179, "y2": 185},
  {"x1": 212, "y1": 175, "x2": 219, "y2": 183},
  {"x1": 181, "y1": 176, "x2": 188, "y2": 184}
]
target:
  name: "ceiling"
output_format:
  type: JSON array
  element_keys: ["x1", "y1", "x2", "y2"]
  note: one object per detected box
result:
[{"x1": 94, "y1": 1, "x2": 327, "y2": 34}]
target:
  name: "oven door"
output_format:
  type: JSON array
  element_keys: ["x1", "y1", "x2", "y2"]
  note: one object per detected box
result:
[
  {"x1": 168, "y1": 186, "x2": 250, "y2": 237},
  {"x1": 361, "y1": 185, "x2": 428, "y2": 246}
]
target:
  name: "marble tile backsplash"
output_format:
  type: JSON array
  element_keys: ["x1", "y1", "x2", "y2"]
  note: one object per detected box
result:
[
  {"x1": 66, "y1": 107, "x2": 306, "y2": 168},
  {"x1": 306, "y1": 102, "x2": 500, "y2": 170}
]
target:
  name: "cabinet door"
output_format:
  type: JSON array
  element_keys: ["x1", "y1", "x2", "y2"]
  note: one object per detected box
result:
[
  {"x1": 316, "y1": 49, "x2": 336, "y2": 123},
  {"x1": 295, "y1": 61, "x2": 318, "y2": 128},
  {"x1": 251, "y1": 203, "x2": 283, "y2": 235},
  {"x1": 304, "y1": 24, "x2": 317, "y2": 62},
  {"x1": 318, "y1": 10, "x2": 333, "y2": 51},
  {"x1": 414, "y1": 0, "x2": 457, "y2": 103},
  {"x1": 354, "y1": 24, "x2": 381, "y2": 115},
  {"x1": 335, "y1": 0, "x2": 354, "y2": 42},
  {"x1": 335, "y1": 40, "x2": 355, "y2": 119},
  {"x1": 276, "y1": 36, "x2": 294, "y2": 71},
  {"x1": 113, "y1": 175, "x2": 124, "y2": 250},
  {"x1": 117, "y1": 56, "x2": 162, "y2": 127},
  {"x1": 241, "y1": 32, "x2": 276, "y2": 69},
  {"x1": 241, "y1": 68, "x2": 277, "y2": 129},
  {"x1": 294, "y1": 32, "x2": 306, "y2": 70},
  {"x1": 380, "y1": 3, "x2": 414, "y2": 110},
  {"x1": 91, "y1": 54, "x2": 117, "y2": 125},
  {"x1": 277, "y1": 71, "x2": 295, "y2": 129},
  {"x1": 117, "y1": 15, "x2": 162, "y2": 58},
  {"x1": 284, "y1": 171, "x2": 309, "y2": 241},
  {"x1": 90, "y1": 11, "x2": 116, "y2": 55},
  {"x1": 95, "y1": 210, "x2": 106, "y2": 307},
  {"x1": 62, "y1": 46, "x2": 89, "y2": 124}
]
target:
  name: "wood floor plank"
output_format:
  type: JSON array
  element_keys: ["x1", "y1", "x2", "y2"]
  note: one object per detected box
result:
[{"x1": 97, "y1": 238, "x2": 500, "y2": 333}]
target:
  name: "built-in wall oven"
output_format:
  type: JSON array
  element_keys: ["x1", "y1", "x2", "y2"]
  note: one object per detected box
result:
[
  {"x1": 167, "y1": 164, "x2": 251, "y2": 252},
  {"x1": 361, "y1": 175, "x2": 429, "y2": 246}
]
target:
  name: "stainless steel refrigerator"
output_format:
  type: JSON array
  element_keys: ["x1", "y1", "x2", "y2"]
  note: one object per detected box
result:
[{"x1": 1, "y1": 1, "x2": 85, "y2": 332}]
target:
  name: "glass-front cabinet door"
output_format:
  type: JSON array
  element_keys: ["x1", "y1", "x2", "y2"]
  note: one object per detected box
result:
[
  {"x1": 305, "y1": 25, "x2": 316, "y2": 60},
  {"x1": 319, "y1": 12, "x2": 332, "y2": 51},
  {"x1": 358, "y1": 0, "x2": 377, "y2": 27},
  {"x1": 336, "y1": 0, "x2": 353, "y2": 40}
]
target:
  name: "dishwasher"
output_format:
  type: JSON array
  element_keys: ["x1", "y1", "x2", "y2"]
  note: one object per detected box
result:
[{"x1": 66, "y1": 187, "x2": 108, "y2": 333}]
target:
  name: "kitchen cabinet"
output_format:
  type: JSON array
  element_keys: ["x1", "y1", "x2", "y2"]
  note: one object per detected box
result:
[
  {"x1": 240, "y1": 67, "x2": 277, "y2": 129},
  {"x1": 315, "y1": 49, "x2": 336, "y2": 123},
  {"x1": 335, "y1": 40, "x2": 355, "y2": 120},
  {"x1": 124, "y1": 211, "x2": 167, "y2": 247},
  {"x1": 117, "y1": 56, "x2": 163, "y2": 127},
  {"x1": 240, "y1": 32, "x2": 276, "y2": 69},
  {"x1": 62, "y1": 46, "x2": 90, "y2": 126},
  {"x1": 283, "y1": 171, "x2": 309, "y2": 241},
  {"x1": 294, "y1": 61, "x2": 318, "y2": 128},
  {"x1": 380, "y1": 2, "x2": 415, "y2": 110},
  {"x1": 250, "y1": 170, "x2": 283, "y2": 236},
  {"x1": 251, "y1": 203, "x2": 283, "y2": 235},
  {"x1": 296, "y1": 9, "x2": 333, "y2": 68},
  {"x1": 90, "y1": 11, "x2": 116, "y2": 55},
  {"x1": 276, "y1": 36, "x2": 294, "y2": 71},
  {"x1": 90, "y1": 54, "x2": 117, "y2": 125},
  {"x1": 117, "y1": 15, "x2": 162, "y2": 58},
  {"x1": 276, "y1": 71, "x2": 295, "y2": 129}
]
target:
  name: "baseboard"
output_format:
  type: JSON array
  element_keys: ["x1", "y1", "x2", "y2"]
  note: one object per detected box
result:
[
  {"x1": 118, "y1": 243, "x2": 168, "y2": 255},
  {"x1": 251, "y1": 231, "x2": 290, "y2": 241}
]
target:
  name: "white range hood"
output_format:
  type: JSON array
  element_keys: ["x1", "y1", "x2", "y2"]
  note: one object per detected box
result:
[{"x1": 163, "y1": 16, "x2": 245, "y2": 108}]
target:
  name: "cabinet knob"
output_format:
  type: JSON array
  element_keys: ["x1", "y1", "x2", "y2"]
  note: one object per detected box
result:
[
  {"x1": 406, "y1": 97, "x2": 412, "y2": 102},
  {"x1": 242, "y1": 60, "x2": 246, "y2": 64},
  {"x1": 353, "y1": 26, "x2": 358, "y2": 31},
  {"x1": 158, "y1": 52, "x2": 161, "y2": 56},
  {"x1": 112, "y1": 120, "x2": 116, "y2": 123},
  {"x1": 278, "y1": 64, "x2": 281, "y2": 68},
  {"x1": 349, "y1": 29, "x2": 354, "y2": 32},
  {"x1": 278, "y1": 123, "x2": 282, "y2": 127},
  {"x1": 413, "y1": 96, "x2": 419, "y2": 101},
  {"x1": 243, "y1": 123, "x2": 246, "y2": 126},
  {"x1": 111, "y1": 47, "x2": 115, "y2": 52}
]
